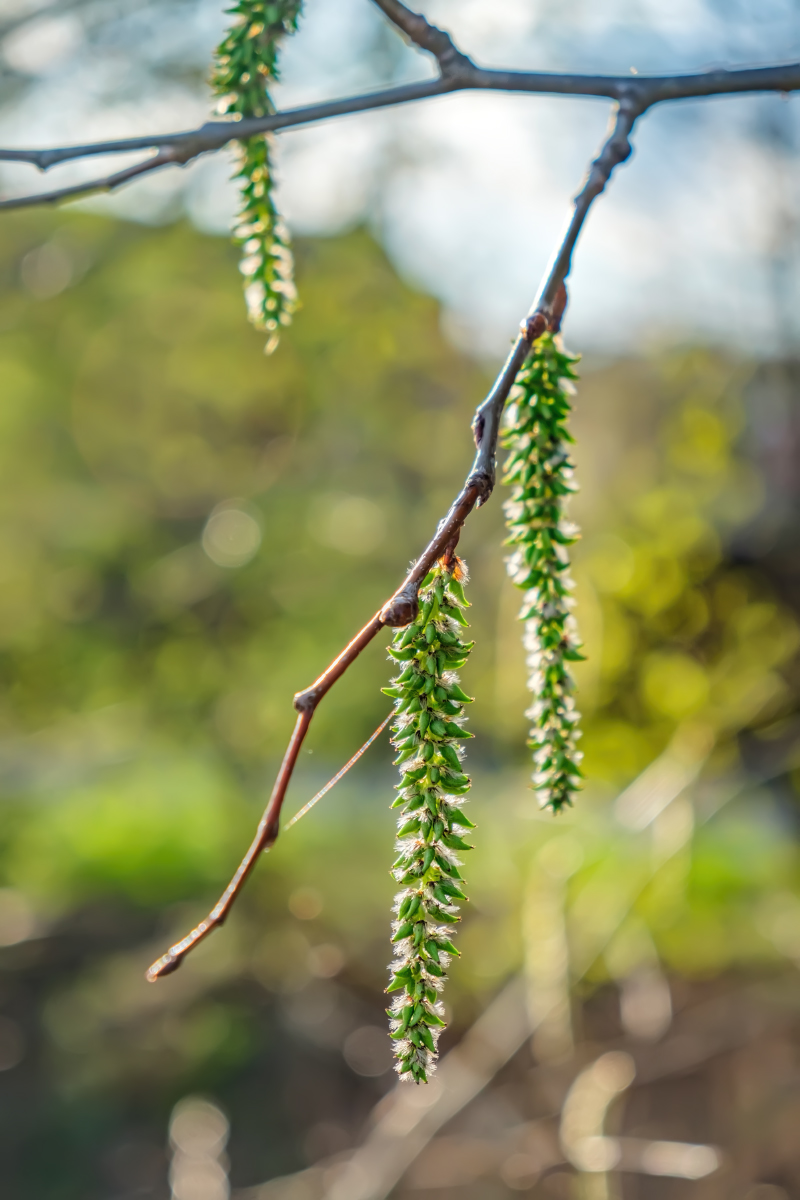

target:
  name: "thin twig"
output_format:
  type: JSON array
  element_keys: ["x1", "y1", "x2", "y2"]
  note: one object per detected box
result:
[
  {"x1": 471, "y1": 102, "x2": 638, "y2": 490},
  {"x1": 0, "y1": 58, "x2": 797, "y2": 208},
  {"x1": 370, "y1": 0, "x2": 474, "y2": 76},
  {"x1": 145, "y1": 714, "x2": 392, "y2": 981},
  {"x1": 0, "y1": 149, "x2": 177, "y2": 211},
  {"x1": 146, "y1": 709, "x2": 312, "y2": 980},
  {"x1": 145, "y1": 99, "x2": 636, "y2": 983},
  {"x1": 146, "y1": 485, "x2": 484, "y2": 980}
]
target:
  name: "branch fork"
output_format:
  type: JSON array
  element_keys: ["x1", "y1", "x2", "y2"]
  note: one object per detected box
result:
[
  {"x1": 0, "y1": 1, "x2": 796, "y2": 210},
  {"x1": 371, "y1": 0, "x2": 476, "y2": 82}
]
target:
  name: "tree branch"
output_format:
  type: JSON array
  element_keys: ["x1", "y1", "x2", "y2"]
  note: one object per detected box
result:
[
  {"x1": 144, "y1": 97, "x2": 637, "y2": 983},
  {"x1": 0, "y1": 60, "x2": 797, "y2": 210},
  {"x1": 470, "y1": 102, "x2": 637, "y2": 492},
  {"x1": 146, "y1": 482, "x2": 485, "y2": 980},
  {"x1": 370, "y1": 0, "x2": 475, "y2": 77},
  {"x1": 0, "y1": 149, "x2": 177, "y2": 211}
]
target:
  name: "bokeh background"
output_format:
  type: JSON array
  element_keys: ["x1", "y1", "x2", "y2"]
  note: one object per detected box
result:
[{"x1": 0, "y1": 3, "x2": 799, "y2": 1199}]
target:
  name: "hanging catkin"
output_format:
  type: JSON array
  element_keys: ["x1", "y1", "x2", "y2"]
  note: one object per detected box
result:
[
  {"x1": 383, "y1": 557, "x2": 475, "y2": 1083},
  {"x1": 503, "y1": 331, "x2": 585, "y2": 812},
  {"x1": 212, "y1": 1, "x2": 301, "y2": 351}
]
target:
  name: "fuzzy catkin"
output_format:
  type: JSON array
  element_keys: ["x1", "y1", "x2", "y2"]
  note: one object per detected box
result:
[
  {"x1": 383, "y1": 558, "x2": 475, "y2": 1083},
  {"x1": 211, "y1": 1, "x2": 301, "y2": 351},
  {"x1": 502, "y1": 332, "x2": 585, "y2": 812}
]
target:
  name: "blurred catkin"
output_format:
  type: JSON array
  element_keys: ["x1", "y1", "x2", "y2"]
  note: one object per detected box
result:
[{"x1": 211, "y1": 0, "x2": 301, "y2": 351}]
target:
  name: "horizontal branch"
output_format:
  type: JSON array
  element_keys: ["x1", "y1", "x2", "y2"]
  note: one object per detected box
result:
[{"x1": 0, "y1": 57, "x2": 797, "y2": 209}]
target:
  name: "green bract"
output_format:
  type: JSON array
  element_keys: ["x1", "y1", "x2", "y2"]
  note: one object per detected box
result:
[
  {"x1": 383, "y1": 558, "x2": 475, "y2": 1083},
  {"x1": 211, "y1": 0, "x2": 301, "y2": 351},
  {"x1": 502, "y1": 331, "x2": 584, "y2": 812}
]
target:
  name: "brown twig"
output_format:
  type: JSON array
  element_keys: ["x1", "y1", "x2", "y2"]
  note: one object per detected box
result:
[
  {"x1": 146, "y1": 484, "x2": 484, "y2": 980},
  {"x1": 145, "y1": 96, "x2": 637, "y2": 983},
  {"x1": 470, "y1": 102, "x2": 638, "y2": 487}
]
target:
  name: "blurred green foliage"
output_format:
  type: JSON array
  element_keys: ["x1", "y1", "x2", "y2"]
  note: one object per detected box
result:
[
  {"x1": 0, "y1": 210, "x2": 494, "y2": 908},
  {"x1": 0, "y1": 210, "x2": 799, "y2": 1196},
  {"x1": 572, "y1": 353, "x2": 798, "y2": 780}
]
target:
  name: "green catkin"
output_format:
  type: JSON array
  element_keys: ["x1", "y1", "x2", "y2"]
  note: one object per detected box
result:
[
  {"x1": 211, "y1": 1, "x2": 301, "y2": 352},
  {"x1": 383, "y1": 557, "x2": 475, "y2": 1083},
  {"x1": 502, "y1": 331, "x2": 585, "y2": 812}
]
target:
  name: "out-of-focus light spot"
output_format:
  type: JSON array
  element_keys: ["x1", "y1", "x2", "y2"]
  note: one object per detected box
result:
[
  {"x1": 641, "y1": 651, "x2": 709, "y2": 719},
  {"x1": 202, "y1": 502, "x2": 261, "y2": 568},
  {"x1": 288, "y1": 887, "x2": 323, "y2": 921},
  {"x1": 169, "y1": 1096, "x2": 229, "y2": 1200},
  {"x1": 0, "y1": 1016, "x2": 25, "y2": 1071},
  {"x1": 561, "y1": 1052, "x2": 635, "y2": 1172},
  {"x1": 0, "y1": 889, "x2": 36, "y2": 946},
  {"x1": 20, "y1": 241, "x2": 73, "y2": 299},
  {"x1": 620, "y1": 968, "x2": 672, "y2": 1041},
  {"x1": 307, "y1": 942, "x2": 345, "y2": 978},
  {"x1": 638, "y1": 1140, "x2": 720, "y2": 1179},
  {"x1": 309, "y1": 493, "x2": 386, "y2": 556},
  {"x1": 756, "y1": 892, "x2": 800, "y2": 962},
  {"x1": 574, "y1": 1135, "x2": 622, "y2": 1172},
  {"x1": 591, "y1": 1051, "x2": 637, "y2": 1094},
  {"x1": 343, "y1": 1025, "x2": 393, "y2": 1077},
  {"x1": 3, "y1": 13, "x2": 82, "y2": 74}
]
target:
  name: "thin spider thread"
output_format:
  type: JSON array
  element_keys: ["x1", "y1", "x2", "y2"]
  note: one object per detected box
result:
[{"x1": 284, "y1": 712, "x2": 392, "y2": 831}]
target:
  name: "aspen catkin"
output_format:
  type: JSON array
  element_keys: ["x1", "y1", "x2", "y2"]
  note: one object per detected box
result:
[
  {"x1": 211, "y1": 1, "x2": 301, "y2": 351},
  {"x1": 383, "y1": 557, "x2": 475, "y2": 1083},
  {"x1": 502, "y1": 332, "x2": 585, "y2": 812}
]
